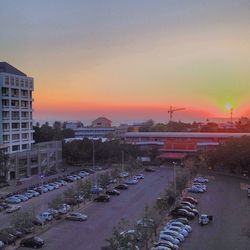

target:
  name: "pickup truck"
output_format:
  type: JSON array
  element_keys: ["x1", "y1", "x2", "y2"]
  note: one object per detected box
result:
[{"x1": 199, "y1": 214, "x2": 213, "y2": 225}]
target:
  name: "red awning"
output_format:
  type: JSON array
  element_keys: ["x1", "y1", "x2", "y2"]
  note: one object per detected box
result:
[{"x1": 158, "y1": 152, "x2": 187, "y2": 159}]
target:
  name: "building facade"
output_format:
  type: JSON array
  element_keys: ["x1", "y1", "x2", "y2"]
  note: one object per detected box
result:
[
  {"x1": 0, "y1": 62, "x2": 34, "y2": 153},
  {"x1": 8, "y1": 141, "x2": 62, "y2": 180},
  {"x1": 92, "y1": 117, "x2": 112, "y2": 128}
]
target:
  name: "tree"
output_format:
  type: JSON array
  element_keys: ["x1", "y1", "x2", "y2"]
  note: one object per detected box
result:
[
  {"x1": 11, "y1": 208, "x2": 36, "y2": 228},
  {"x1": 99, "y1": 173, "x2": 110, "y2": 190},
  {"x1": 48, "y1": 194, "x2": 64, "y2": 209}
]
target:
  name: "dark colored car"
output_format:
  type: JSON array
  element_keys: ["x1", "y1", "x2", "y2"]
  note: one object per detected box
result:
[
  {"x1": 2, "y1": 228, "x2": 22, "y2": 238},
  {"x1": 145, "y1": 167, "x2": 156, "y2": 172},
  {"x1": 115, "y1": 184, "x2": 128, "y2": 190},
  {"x1": 171, "y1": 209, "x2": 195, "y2": 220},
  {"x1": 182, "y1": 196, "x2": 198, "y2": 205},
  {"x1": 16, "y1": 226, "x2": 34, "y2": 235},
  {"x1": 0, "y1": 232, "x2": 16, "y2": 244},
  {"x1": 106, "y1": 189, "x2": 120, "y2": 196},
  {"x1": 94, "y1": 195, "x2": 110, "y2": 202},
  {"x1": 20, "y1": 236, "x2": 44, "y2": 248}
]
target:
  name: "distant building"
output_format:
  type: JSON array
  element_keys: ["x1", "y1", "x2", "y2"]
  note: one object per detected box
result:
[
  {"x1": 65, "y1": 122, "x2": 83, "y2": 130},
  {"x1": 125, "y1": 132, "x2": 250, "y2": 160},
  {"x1": 74, "y1": 127, "x2": 115, "y2": 139},
  {"x1": 115, "y1": 124, "x2": 129, "y2": 139},
  {"x1": 92, "y1": 117, "x2": 112, "y2": 128},
  {"x1": 0, "y1": 62, "x2": 34, "y2": 153}
]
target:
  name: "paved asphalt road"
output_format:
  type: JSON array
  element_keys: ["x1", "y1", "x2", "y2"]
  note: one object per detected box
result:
[
  {"x1": 19, "y1": 167, "x2": 173, "y2": 250},
  {"x1": 181, "y1": 174, "x2": 250, "y2": 250}
]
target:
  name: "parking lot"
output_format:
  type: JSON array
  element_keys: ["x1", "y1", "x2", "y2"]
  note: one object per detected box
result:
[
  {"x1": 18, "y1": 167, "x2": 173, "y2": 250},
  {"x1": 181, "y1": 174, "x2": 250, "y2": 250}
]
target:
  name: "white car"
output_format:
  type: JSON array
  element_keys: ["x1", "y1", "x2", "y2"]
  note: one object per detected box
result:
[
  {"x1": 125, "y1": 178, "x2": 138, "y2": 185},
  {"x1": 5, "y1": 197, "x2": 21, "y2": 204},
  {"x1": 166, "y1": 226, "x2": 188, "y2": 237},
  {"x1": 26, "y1": 190, "x2": 40, "y2": 197},
  {"x1": 194, "y1": 177, "x2": 209, "y2": 183},
  {"x1": 65, "y1": 212, "x2": 88, "y2": 221},
  {"x1": 39, "y1": 212, "x2": 53, "y2": 221},
  {"x1": 193, "y1": 183, "x2": 207, "y2": 191},
  {"x1": 165, "y1": 221, "x2": 192, "y2": 233},
  {"x1": 158, "y1": 235, "x2": 180, "y2": 246},
  {"x1": 134, "y1": 174, "x2": 144, "y2": 180},
  {"x1": 160, "y1": 230, "x2": 185, "y2": 242},
  {"x1": 6, "y1": 205, "x2": 21, "y2": 213},
  {"x1": 0, "y1": 240, "x2": 4, "y2": 249},
  {"x1": 188, "y1": 186, "x2": 205, "y2": 193}
]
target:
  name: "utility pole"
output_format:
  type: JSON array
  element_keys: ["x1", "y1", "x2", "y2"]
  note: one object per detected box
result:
[{"x1": 230, "y1": 108, "x2": 233, "y2": 124}]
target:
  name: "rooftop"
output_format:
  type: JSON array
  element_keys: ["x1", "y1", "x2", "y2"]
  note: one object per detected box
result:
[{"x1": 0, "y1": 62, "x2": 27, "y2": 77}]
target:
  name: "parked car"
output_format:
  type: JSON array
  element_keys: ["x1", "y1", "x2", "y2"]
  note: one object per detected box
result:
[
  {"x1": 33, "y1": 216, "x2": 46, "y2": 226},
  {"x1": 193, "y1": 177, "x2": 209, "y2": 183},
  {"x1": 192, "y1": 183, "x2": 207, "y2": 191},
  {"x1": 16, "y1": 225, "x2": 34, "y2": 235},
  {"x1": 165, "y1": 221, "x2": 192, "y2": 233},
  {"x1": 106, "y1": 189, "x2": 120, "y2": 196},
  {"x1": 177, "y1": 205, "x2": 199, "y2": 216},
  {"x1": 188, "y1": 186, "x2": 204, "y2": 193},
  {"x1": 0, "y1": 232, "x2": 15, "y2": 244},
  {"x1": 166, "y1": 226, "x2": 188, "y2": 237},
  {"x1": 170, "y1": 218, "x2": 189, "y2": 225},
  {"x1": 43, "y1": 184, "x2": 54, "y2": 191},
  {"x1": 115, "y1": 184, "x2": 128, "y2": 190},
  {"x1": 91, "y1": 186, "x2": 103, "y2": 194},
  {"x1": 158, "y1": 235, "x2": 180, "y2": 246},
  {"x1": 125, "y1": 178, "x2": 138, "y2": 185},
  {"x1": 0, "y1": 240, "x2": 4, "y2": 249},
  {"x1": 39, "y1": 212, "x2": 53, "y2": 221},
  {"x1": 180, "y1": 201, "x2": 195, "y2": 208},
  {"x1": 26, "y1": 190, "x2": 40, "y2": 197},
  {"x1": 160, "y1": 230, "x2": 184, "y2": 242},
  {"x1": 181, "y1": 196, "x2": 198, "y2": 205},
  {"x1": 119, "y1": 172, "x2": 129, "y2": 178},
  {"x1": 6, "y1": 205, "x2": 21, "y2": 213},
  {"x1": 65, "y1": 212, "x2": 88, "y2": 221},
  {"x1": 171, "y1": 209, "x2": 195, "y2": 220},
  {"x1": 2, "y1": 228, "x2": 22, "y2": 238},
  {"x1": 13, "y1": 194, "x2": 28, "y2": 202},
  {"x1": 137, "y1": 218, "x2": 155, "y2": 228},
  {"x1": 145, "y1": 167, "x2": 156, "y2": 172},
  {"x1": 23, "y1": 192, "x2": 34, "y2": 199},
  {"x1": 153, "y1": 240, "x2": 179, "y2": 250},
  {"x1": 94, "y1": 194, "x2": 110, "y2": 202},
  {"x1": 20, "y1": 236, "x2": 44, "y2": 248},
  {"x1": 57, "y1": 180, "x2": 67, "y2": 186},
  {"x1": 134, "y1": 174, "x2": 144, "y2": 180},
  {"x1": 5, "y1": 197, "x2": 21, "y2": 204}
]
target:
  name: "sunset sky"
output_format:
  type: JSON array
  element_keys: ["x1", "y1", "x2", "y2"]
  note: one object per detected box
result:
[{"x1": 1, "y1": 0, "x2": 250, "y2": 124}]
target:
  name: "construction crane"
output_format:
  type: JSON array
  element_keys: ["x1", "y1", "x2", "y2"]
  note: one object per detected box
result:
[{"x1": 168, "y1": 106, "x2": 185, "y2": 121}]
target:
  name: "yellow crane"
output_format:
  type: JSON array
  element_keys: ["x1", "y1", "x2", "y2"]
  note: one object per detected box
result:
[{"x1": 168, "y1": 106, "x2": 185, "y2": 121}]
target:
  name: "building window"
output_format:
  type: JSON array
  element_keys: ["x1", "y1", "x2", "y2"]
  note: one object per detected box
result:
[
  {"x1": 11, "y1": 88, "x2": 19, "y2": 97},
  {"x1": 3, "y1": 123, "x2": 10, "y2": 131},
  {"x1": 2, "y1": 111, "x2": 9, "y2": 120},
  {"x1": 22, "y1": 144, "x2": 28, "y2": 150},
  {"x1": 21, "y1": 111, "x2": 29, "y2": 119},
  {"x1": 12, "y1": 145, "x2": 20, "y2": 151},
  {"x1": 11, "y1": 100, "x2": 19, "y2": 108},
  {"x1": 12, "y1": 123, "x2": 20, "y2": 129},
  {"x1": 3, "y1": 135, "x2": 9, "y2": 142},
  {"x1": 2, "y1": 87, "x2": 9, "y2": 96},
  {"x1": 4, "y1": 76, "x2": 9, "y2": 84},
  {"x1": 12, "y1": 134, "x2": 20, "y2": 140},
  {"x1": 21, "y1": 122, "x2": 29, "y2": 129},
  {"x1": 2, "y1": 99, "x2": 9, "y2": 107},
  {"x1": 22, "y1": 133, "x2": 29, "y2": 139},
  {"x1": 12, "y1": 111, "x2": 19, "y2": 120}
]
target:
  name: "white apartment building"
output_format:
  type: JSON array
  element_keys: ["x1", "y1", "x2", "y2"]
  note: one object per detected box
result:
[{"x1": 0, "y1": 62, "x2": 34, "y2": 153}]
